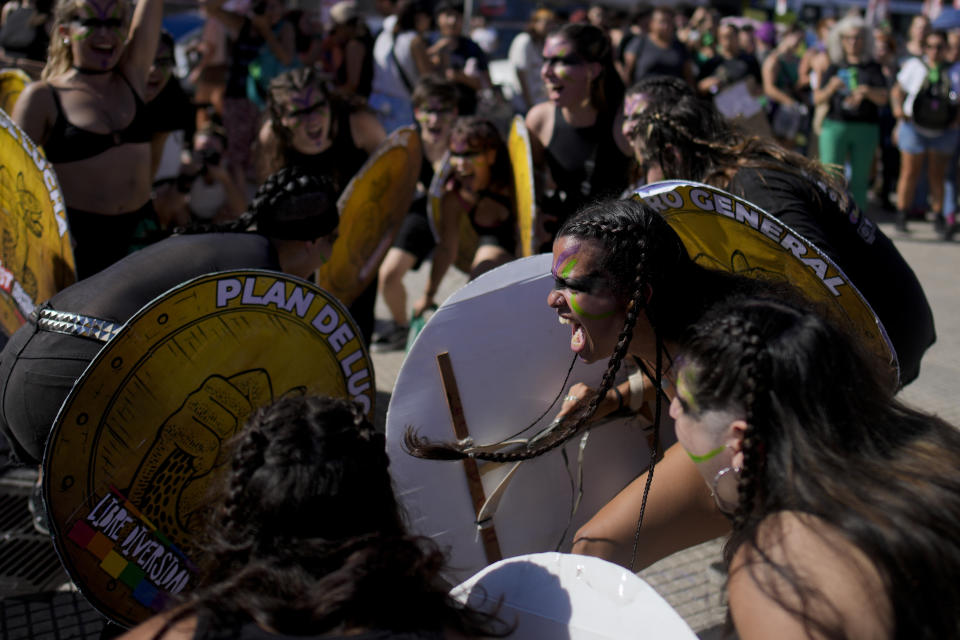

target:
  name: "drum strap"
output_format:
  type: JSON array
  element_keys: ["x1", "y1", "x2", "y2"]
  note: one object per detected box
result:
[{"x1": 35, "y1": 307, "x2": 120, "y2": 343}]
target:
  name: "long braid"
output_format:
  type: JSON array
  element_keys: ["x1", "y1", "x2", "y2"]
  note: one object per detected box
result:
[
  {"x1": 691, "y1": 312, "x2": 769, "y2": 533},
  {"x1": 404, "y1": 208, "x2": 667, "y2": 464},
  {"x1": 732, "y1": 323, "x2": 769, "y2": 533}
]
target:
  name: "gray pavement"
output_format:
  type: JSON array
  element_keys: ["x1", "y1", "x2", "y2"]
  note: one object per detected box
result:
[{"x1": 369, "y1": 210, "x2": 958, "y2": 638}]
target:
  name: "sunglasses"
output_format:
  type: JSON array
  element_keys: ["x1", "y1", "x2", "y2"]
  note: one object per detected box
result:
[
  {"x1": 543, "y1": 54, "x2": 586, "y2": 67},
  {"x1": 449, "y1": 149, "x2": 485, "y2": 159},
  {"x1": 284, "y1": 100, "x2": 329, "y2": 119},
  {"x1": 74, "y1": 17, "x2": 124, "y2": 29}
]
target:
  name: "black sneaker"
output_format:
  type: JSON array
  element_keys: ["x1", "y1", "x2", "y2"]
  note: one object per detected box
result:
[
  {"x1": 371, "y1": 323, "x2": 409, "y2": 352},
  {"x1": 894, "y1": 211, "x2": 909, "y2": 233}
]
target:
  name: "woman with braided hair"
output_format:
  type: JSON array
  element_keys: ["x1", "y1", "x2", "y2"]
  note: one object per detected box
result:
[
  {"x1": 672, "y1": 296, "x2": 960, "y2": 639},
  {"x1": 121, "y1": 395, "x2": 509, "y2": 639},
  {"x1": 620, "y1": 74, "x2": 934, "y2": 386},
  {"x1": 406, "y1": 197, "x2": 802, "y2": 570}
]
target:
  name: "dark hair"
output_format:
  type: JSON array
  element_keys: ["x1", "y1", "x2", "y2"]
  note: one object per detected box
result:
[
  {"x1": 682, "y1": 298, "x2": 960, "y2": 639},
  {"x1": 411, "y1": 74, "x2": 459, "y2": 112},
  {"x1": 623, "y1": 76, "x2": 851, "y2": 209},
  {"x1": 406, "y1": 198, "x2": 797, "y2": 465},
  {"x1": 449, "y1": 116, "x2": 512, "y2": 192},
  {"x1": 434, "y1": 0, "x2": 463, "y2": 15},
  {"x1": 266, "y1": 66, "x2": 337, "y2": 154},
  {"x1": 155, "y1": 396, "x2": 508, "y2": 638},
  {"x1": 394, "y1": 0, "x2": 431, "y2": 32},
  {"x1": 174, "y1": 166, "x2": 338, "y2": 240},
  {"x1": 158, "y1": 29, "x2": 175, "y2": 53},
  {"x1": 548, "y1": 23, "x2": 624, "y2": 117}
]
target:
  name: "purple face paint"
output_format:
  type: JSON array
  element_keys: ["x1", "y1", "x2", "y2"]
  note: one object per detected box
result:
[{"x1": 551, "y1": 241, "x2": 580, "y2": 279}]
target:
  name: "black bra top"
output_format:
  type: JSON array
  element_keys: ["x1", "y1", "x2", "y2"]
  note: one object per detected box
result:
[{"x1": 43, "y1": 74, "x2": 154, "y2": 163}]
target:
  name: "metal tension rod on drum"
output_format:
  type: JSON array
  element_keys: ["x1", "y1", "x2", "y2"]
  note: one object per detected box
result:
[{"x1": 435, "y1": 351, "x2": 503, "y2": 564}]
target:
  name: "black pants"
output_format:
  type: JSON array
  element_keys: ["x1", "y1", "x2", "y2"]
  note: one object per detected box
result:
[{"x1": 0, "y1": 321, "x2": 103, "y2": 464}]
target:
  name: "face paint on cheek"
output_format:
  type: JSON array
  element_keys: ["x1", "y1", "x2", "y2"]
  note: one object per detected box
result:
[
  {"x1": 686, "y1": 444, "x2": 726, "y2": 464},
  {"x1": 677, "y1": 368, "x2": 700, "y2": 415},
  {"x1": 569, "y1": 294, "x2": 615, "y2": 319},
  {"x1": 555, "y1": 66, "x2": 570, "y2": 80}
]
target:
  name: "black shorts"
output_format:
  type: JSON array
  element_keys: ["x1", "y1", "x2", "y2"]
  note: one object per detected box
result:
[{"x1": 391, "y1": 207, "x2": 436, "y2": 270}]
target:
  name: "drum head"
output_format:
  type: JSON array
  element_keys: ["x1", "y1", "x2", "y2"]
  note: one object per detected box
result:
[
  {"x1": 0, "y1": 69, "x2": 31, "y2": 114},
  {"x1": 0, "y1": 107, "x2": 75, "y2": 338},
  {"x1": 43, "y1": 270, "x2": 373, "y2": 627},
  {"x1": 386, "y1": 255, "x2": 672, "y2": 583},
  {"x1": 635, "y1": 181, "x2": 897, "y2": 379},
  {"x1": 451, "y1": 552, "x2": 698, "y2": 639},
  {"x1": 316, "y1": 126, "x2": 422, "y2": 305},
  {"x1": 508, "y1": 115, "x2": 537, "y2": 257}
]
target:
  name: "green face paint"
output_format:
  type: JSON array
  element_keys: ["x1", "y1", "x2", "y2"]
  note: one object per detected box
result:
[
  {"x1": 685, "y1": 444, "x2": 726, "y2": 464},
  {"x1": 560, "y1": 257, "x2": 576, "y2": 279},
  {"x1": 569, "y1": 295, "x2": 615, "y2": 319}
]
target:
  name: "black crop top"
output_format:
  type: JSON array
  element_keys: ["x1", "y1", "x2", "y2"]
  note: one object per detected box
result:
[{"x1": 43, "y1": 74, "x2": 154, "y2": 163}]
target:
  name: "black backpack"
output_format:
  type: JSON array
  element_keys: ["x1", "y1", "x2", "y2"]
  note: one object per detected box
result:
[{"x1": 912, "y1": 65, "x2": 958, "y2": 130}]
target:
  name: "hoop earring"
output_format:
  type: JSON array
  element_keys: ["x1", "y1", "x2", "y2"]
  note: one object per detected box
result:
[{"x1": 711, "y1": 465, "x2": 740, "y2": 514}]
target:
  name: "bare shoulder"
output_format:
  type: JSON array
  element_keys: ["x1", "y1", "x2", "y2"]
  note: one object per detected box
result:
[
  {"x1": 524, "y1": 101, "x2": 553, "y2": 143},
  {"x1": 118, "y1": 611, "x2": 198, "y2": 640},
  {"x1": 729, "y1": 511, "x2": 891, "y2": 640},
  {"x1": 12, "y1": 80, "x2": 57, "y2": 143}
]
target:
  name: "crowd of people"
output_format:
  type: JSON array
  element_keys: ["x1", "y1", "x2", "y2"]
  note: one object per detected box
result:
[{"x1": 0, "y1": 0, "x2": 958, "y2": 638}]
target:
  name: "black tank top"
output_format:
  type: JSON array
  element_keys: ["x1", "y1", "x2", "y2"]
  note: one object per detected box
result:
[
  {"x1": 43, "y1": 74, "x2": 154, "y2": 163},
  {"x1": 543, "y1": 106, "x2": 630, "y2": 224},
  {"x1": 285, "y1": 106, "x2": 369, "y2": 195}
]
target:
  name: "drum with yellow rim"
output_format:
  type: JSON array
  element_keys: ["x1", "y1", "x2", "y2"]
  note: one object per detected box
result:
[
  {"x1": 634, "y1": 181, "x2": 897, "y2": 382},
  {"x1": 0, "y1": 107, "x2": 75, "y2": 339},
  {"x1": 44, "y1": 270, "x2": 374, "y2": 627},
  {"x1": 508, "y1": 115, "x2": 537, "y2": 257},
  {"x1": 315, "y1": 126, "x2": 422, "y2": 306},
  {"x1": 0, "y1": 68, "x2": 30, "y2": 114}
]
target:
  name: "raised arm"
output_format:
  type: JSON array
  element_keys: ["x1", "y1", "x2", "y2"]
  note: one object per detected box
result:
[
  {"x1": 122, "y1": 0, "x2": 164, "y2": 88},
  {"x1": 200, "y1": 0, "x2": 246, "y2": 37}
]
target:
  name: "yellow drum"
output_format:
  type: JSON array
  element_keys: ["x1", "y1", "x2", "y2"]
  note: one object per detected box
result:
[
  {"x1": 508, "y1": 115, "x2": 537, "y2": 257},
  {"x1": 634, "y1": 181, "x2": 897, "y2": 379},
  {"x1": 315, "y1": 126, "x2": 422, "y2": 306},
  {"x1": 44, "y1": 270, "x2": 374, "y2": 627},
  {"x1": 0, "y1": 107, "x2": 75, "y2": 339}
]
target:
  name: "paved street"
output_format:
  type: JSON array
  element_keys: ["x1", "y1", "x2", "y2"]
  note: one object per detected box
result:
[{"x1": 370, "y1": 209, "x2": 958, "y2": 638}]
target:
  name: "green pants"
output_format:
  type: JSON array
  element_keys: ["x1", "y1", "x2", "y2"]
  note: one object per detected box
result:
[{"x1": 818, "y1": 118, "x2": 879, "y2": 212}]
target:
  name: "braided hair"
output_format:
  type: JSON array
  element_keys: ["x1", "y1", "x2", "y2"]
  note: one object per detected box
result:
[
  {"x1": 405, "y1": 198, "x2": 794, "y2": 464},
  {"x1": 173, "y1": 165, "x2": 339, "y2": 241},
  {"x1": 680, "y1": 297, "x2": 960, "y2": 638},
  {"x1": 155, "y1": 396, "x2": 508, "y2": 638},
  {"x1": 623, "y1": 75, "x2": 852, "y2": 209}
]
